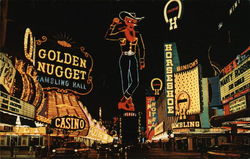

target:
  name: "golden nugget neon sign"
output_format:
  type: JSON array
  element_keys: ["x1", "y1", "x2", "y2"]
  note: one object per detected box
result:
[
  {"x1": 24, "y1": 28, "x2": 93, "y2": 95},
  {"x1": 37, "y1": 49, "x2": 87, "y2": 80}
]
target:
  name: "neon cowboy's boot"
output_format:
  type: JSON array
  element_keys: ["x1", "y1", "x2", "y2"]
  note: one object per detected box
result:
[
  {"x1": 126, "y1": 97, "x2": 135, "y2": 111},
  {"x1": 118, "y1": 96, "x2": 127, "y2": 110}
]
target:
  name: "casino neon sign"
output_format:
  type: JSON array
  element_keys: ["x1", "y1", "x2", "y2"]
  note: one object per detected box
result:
[{"x1": 51, "y1": 115, "x2": 86, "y2": 130}]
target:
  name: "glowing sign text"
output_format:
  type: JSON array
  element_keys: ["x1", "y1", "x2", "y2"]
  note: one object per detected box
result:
[
  {"x1": 165, "y1": 44, "x2": 174, "y2": 115},
  {"x1": 172, "y1": 121, "x2": 200, "y2": 128},
  {"x1": 52, "y1": 116, "x2": 85, "y2": 130},
  {"x1": 37, "y1": 49, "x2": 87, "y2": 80},
  {"x1": 163, "y1": 0, "x2": 183, "y2": 30}
]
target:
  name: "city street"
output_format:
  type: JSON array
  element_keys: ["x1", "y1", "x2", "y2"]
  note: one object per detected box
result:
[
  {"x1": 0, "y1": 1, "x2": 249, "y2": 159},
  {"x1": 1, "y1": 147, "x2": 203, "y2": 159}
]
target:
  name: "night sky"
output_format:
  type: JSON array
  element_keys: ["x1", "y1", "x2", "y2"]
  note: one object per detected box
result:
[{"x1": 3, "y1": 0, "x2": 250, "y2": 121}]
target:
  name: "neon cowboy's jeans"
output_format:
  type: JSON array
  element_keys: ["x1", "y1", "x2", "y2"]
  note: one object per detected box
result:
[{"x1": 119, "y1": 54, "x2": 139, "y2": 98}]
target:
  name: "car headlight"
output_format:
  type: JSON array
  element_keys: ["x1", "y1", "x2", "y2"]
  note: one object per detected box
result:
[
  {"x1": 52, "y1": 149, "x2": 56, "y2": 153},
  {"x1": 74, "y1": 149, "x2": 78, "y2": 152}
]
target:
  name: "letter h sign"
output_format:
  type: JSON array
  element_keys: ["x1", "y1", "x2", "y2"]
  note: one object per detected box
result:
[
  {"x1": 164, "y1": 0, "x2": 183, "y2": 31},
  {"x1": 169, "y1": 17, "x2": 177, "y2": 30}
]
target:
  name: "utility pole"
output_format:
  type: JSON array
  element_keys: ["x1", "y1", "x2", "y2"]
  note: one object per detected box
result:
[{"x1": 0, "y1": 0, "x2": 8, "y2": 49}]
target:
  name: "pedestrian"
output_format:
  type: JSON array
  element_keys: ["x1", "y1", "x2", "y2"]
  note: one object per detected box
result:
[
  {"x1": 105, "y1": 11, "x2": 146, "y2": 111},
  {"x1": 29, "y1": 138, "x2": 35, "y2": 155},
  {"x1": 198, "y1": 140, "x2": 205, "y2": 157},
  {"x1": 159, "y1": 139, "x2": 162, "y2": 148},
  {"x1": 10, "y1": 139, "x2": 15, "y2": 157}
]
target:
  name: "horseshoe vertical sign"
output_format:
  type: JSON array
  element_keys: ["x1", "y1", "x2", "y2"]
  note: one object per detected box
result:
[{"x1": 163, "y1": 0, "x2": 183, "y2": 31}]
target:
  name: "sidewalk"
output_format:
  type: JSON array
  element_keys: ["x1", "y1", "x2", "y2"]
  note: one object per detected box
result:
[
  {"x1": 0, "y1": 150, "x2": 46, "y2": 159},
  {"x1": 146, "y1": 148, "x2": 203, "y2": 158}
]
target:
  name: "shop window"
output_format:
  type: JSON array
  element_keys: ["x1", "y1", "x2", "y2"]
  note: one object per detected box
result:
[
  {"x1": 2, "y1": 99, "x2": 8, "y2": 104},
  {"x1": 10, "y1": 96, "x2": 20, "y2": 103},
  {"x1": 7, "y1": 136, "x2": 10, "y2": 146},
  {"x1": 1, "y1": 104, "x2": 8, "y2": 109},
  {"x1": 9, "y1": 107, "x2": 19, "y2": 112},
  {"x1": 22, "y1": 139, "x2": 27, "y2": 146},
  {"x1": 0, "y1": 92, "x2": 7, "y2": 98},
  {"x1": 1, "y1": 139, "x2": 5, "y2": 145},
  {"x1": 10, "y1": 102, "x2": 21, "y2": 109},
  {"x1": 17, "y1": 137, "x2": 21, "y2": 146}
]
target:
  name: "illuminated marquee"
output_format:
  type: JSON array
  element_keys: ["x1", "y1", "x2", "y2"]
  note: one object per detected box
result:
[
  {"x1": 154, "y1": 121, "x2": 164, "y2": 136},
  {"x1": 0, "y1": 53, "x2": 43, "y2": 117},
  {"x1": 150, "y1": 78, "x2": 163, "y2": 95},
  {"x1": 229, "y1": 95, "x2": 247, "y2": 114},
  {"x1": 51, "y1": 115, "x2": 86, "y2": 130},
  {"x1": 220, "y1": 50, "x2": 250, "y2": 104},
  {"x1": 174, "y1": 63, "x2": 201, "y2": 116},
  {"x1": 24, "y1": 28, "x2": 93, "y2": 95},
  {"x1": 163, "y1": 0, "x2": 183, "y2": 30},
  {"x1": 0, "y1": 53, "x2": 16, "y2": 93},
  {"x1": 0, "y1": 91, "x2": 35, "y2": 119},
  {"x1": 173, "y1": 61, "x2": 201, "y2": 129},
  {"x1": 86, "y1": 126, "x2": 113, "y2": 143}
]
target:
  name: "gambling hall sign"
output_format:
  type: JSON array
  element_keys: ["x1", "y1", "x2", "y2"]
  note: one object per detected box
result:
[{"x1": 24, "y1": 28, "x2": 94, "y2": 95}]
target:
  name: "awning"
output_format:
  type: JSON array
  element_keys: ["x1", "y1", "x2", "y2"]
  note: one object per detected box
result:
[
  {"x1": 20, "y1": 117, "x2": 36, "y2": 127},
  {"x1": 0, "y1": 111, "x2": 36, "y2": 127},
  {"x1": 210, "y1": 108, "x2": 250, "y2": 127},
  {"x1": 0, "y1": 111, "x2": 16, "y2": 125}
]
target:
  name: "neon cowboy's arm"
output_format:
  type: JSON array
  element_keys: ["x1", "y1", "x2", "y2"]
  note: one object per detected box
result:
[
  {"x1": 138, "y1": 33, "x2": 145, "y2": 69},
  {"x1": 104, "y1": 24, "x2": 123, "y2": 41},
  {"x1": 138, "y1": 33, "x2": 145, "y2": 59}
]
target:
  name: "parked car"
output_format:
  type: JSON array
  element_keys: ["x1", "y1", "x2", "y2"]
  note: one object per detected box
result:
[
  {"x1": 96, "y1": 143, "x2": 112, "y2": 153},
  {"x1": 109, "y1": 143, "x2": 124, "y2": 157},
  {"x1": 51, "y1": 141, "x2": 90, "y2": 158},
  {"x1": 205, "y1": 143, "x2": 250, "y2": 159}
]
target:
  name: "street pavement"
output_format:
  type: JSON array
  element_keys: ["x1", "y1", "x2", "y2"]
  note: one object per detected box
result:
[
  {"x1": 134, "y1": 148, "x2": 203, "y2": 159},
  {"x1": 0, "y1": 149, "x2": 36, "y2": 159},
  {"x1": 0, "y1": 148, "x2": 204, "y2": 159}
]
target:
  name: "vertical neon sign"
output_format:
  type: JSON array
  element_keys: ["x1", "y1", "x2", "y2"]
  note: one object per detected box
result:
[
  {"x1": 145, "y1": 96, "x2": 156, "y2": 137},
  {"x1": 164, "y1": 43, "x2": 180, "y2": 116}
]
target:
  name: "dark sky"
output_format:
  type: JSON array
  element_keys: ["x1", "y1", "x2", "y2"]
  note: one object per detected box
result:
[{"x1": 3, "y1": 0, "x2": 250, "y2": 121}]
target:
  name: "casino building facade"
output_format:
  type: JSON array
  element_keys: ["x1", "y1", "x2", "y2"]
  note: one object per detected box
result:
[
  {"x1": 0, "y1": 27, "x2": 113, "y2": 149},
  {"x1": 148, "y1": 0, "x2": 250, "y2": 151},
  {"x1": 149, "y1": 44, "x2": 250, "y2": 151}
]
